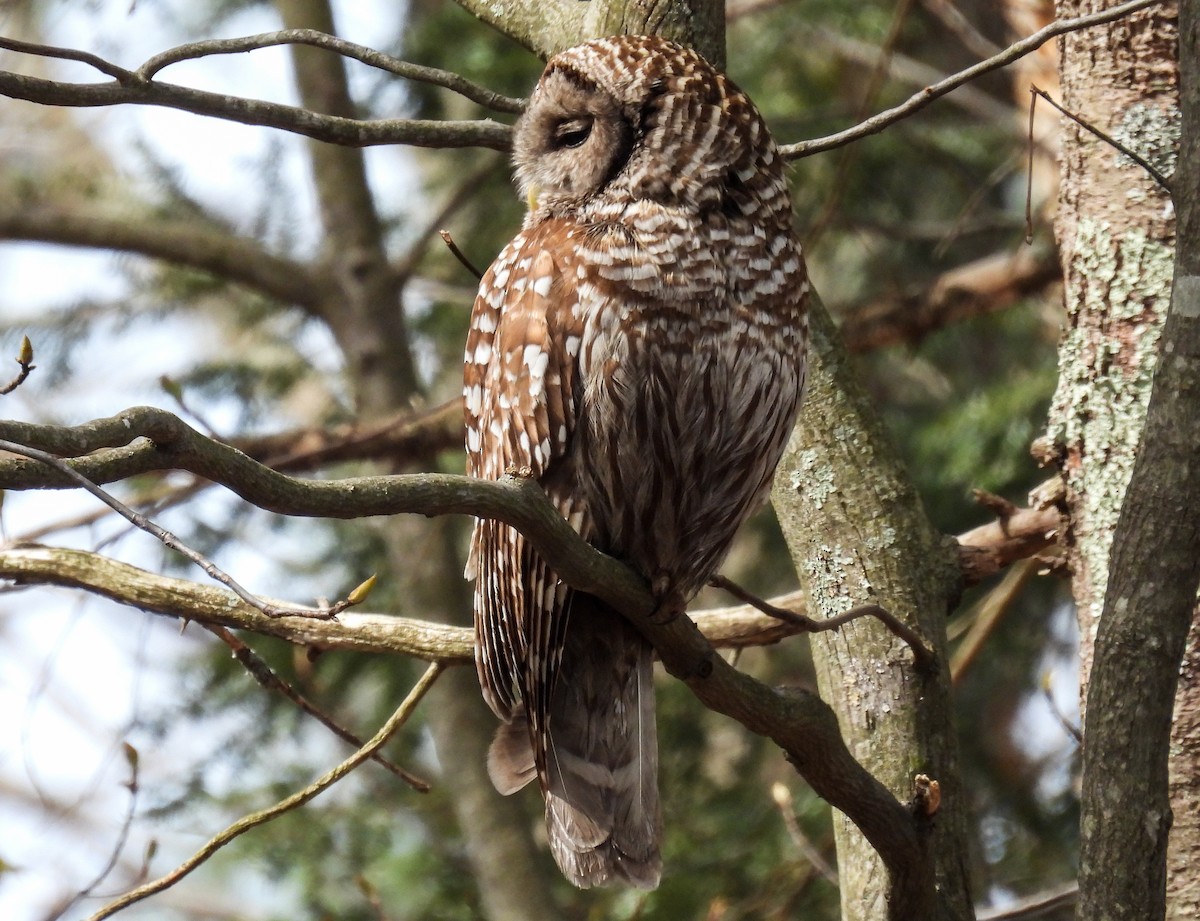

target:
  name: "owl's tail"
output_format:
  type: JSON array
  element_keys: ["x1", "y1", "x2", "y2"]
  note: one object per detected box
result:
[{"x1": 487, "y1": 593, "x2": 662, "y2": 889}]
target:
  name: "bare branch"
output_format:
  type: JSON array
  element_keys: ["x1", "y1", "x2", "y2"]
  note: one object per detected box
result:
[
  {"x1": 0, "y1": 437, "x2": 367, "y2": 620},
  {"x1": 204, "y1": 624, "x2": 431, "y2": 790},
  {"x1": 439, "y1": 229, "x2": 485, "y2": 281},
  {"x1": 87, "y1": 662, "x2": 443, "y2": 921},
  {"x1": 839, "y1": 246, "x2": 1061, "y2": 353},
  {"x1": 780, "y1": 0, "x2": 1169, "y2": 159},
  {"x1": 135, "y1": 30, "x2": 526, "y2": 114},
  {"x1": 957, "y1": 498, "x2": 1061, "y2": 586},
  {"x1": 0, "y1": 407, "x2": 1070, "y2": 910},
  {"x1": 710, "y1": 575, "x2": 936, "y2": 670},
  {"x1": 0, "y1": 62, "x2": 511, "y2": 151},
  {"x1": 1030, "y1": 85, "x2": 1172, "y2": 190},
  {"x1": 0, "y1": 545, "x2": 797, "y2": 661},
  {"x1": 0, "y1": 205, "x2": 328, "y2": 311},
  {"x1": 0, "y1": 545, "x2": 477, "y2": 662},
  {"x1": 0, "y1": 35, "x2": 131, "y2": 80}
]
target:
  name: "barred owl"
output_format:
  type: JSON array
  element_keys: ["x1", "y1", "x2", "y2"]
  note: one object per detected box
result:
[{"x1": 464, "y1": 35, "x2": 809, "y2": 888}]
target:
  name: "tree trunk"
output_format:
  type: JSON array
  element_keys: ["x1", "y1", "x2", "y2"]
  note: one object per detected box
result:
[
  {"x1": 1045, "y1": 2, "x2": 1200, "y2": 919},
  {"x1": 772, "y1": 297, "x2": 973, "y2": 921},
  {"x1": 1168, "y1": 612, "x2": 1200, "y2": 921},
  {"x1": 1075, "y1": 10, "x2": 1199, "y2": 896},
  {"x1": 1043, "y1": 0, "x2": 1177, "y2": 700}
]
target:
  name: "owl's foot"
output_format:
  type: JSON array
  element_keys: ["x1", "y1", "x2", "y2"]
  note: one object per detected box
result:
[
  {"x1": 648, "y1": 602, "x2": 683, "y2": 625},
  {"x1": 647, "y1": 580, "x2": 687, "y2": 624}
]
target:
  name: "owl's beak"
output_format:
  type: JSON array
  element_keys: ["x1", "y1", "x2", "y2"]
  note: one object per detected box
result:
[{"x1": 526, "y1": 183, "x2": 542, "y2": 212}]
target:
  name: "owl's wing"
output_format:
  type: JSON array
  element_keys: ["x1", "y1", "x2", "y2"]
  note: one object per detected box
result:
[{"x1": 464, "y1": 226, "x2": 586, "y2": 731}]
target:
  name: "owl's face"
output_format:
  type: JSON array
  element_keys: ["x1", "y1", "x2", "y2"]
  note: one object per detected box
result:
[
  {"x1": 510, "y1": 36, "x2": 776, "y2": 221},
  {"x1": 512, "y1": 67, "x2": 636, "y2": 212}
]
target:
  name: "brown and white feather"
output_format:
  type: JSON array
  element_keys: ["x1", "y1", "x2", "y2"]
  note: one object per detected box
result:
[{"x1": 464, "y1": 34, "x2": 809, "y2": 889}]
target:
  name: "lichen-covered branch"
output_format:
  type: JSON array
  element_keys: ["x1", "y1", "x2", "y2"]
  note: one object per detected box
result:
[{"x1": 0, "y1": 545, "x2": 806, "y2": 659}]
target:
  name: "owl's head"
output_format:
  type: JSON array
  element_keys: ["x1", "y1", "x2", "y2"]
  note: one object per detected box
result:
[{"x1": 512, "y1": 36, "x2": 772, "y2": 216}]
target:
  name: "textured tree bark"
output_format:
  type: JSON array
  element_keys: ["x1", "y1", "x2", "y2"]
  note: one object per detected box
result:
[
  {"x1": 275, "y1": 1, "x2": 559, "y2": 918},
  {"x1": 1076, "y1": 1, "x2": 1200, "y2": 902},
  {"x1": 451, "y1": 0, "x2": 725, "y2": 67},
  {"x1": 1043, "y1": 0, "x2": 1178, "y2": 699},
  {"x1": 772, "y1": 298, "x2": 972, "y2": 921},
  {"x1": 1168, "y1": 614, "x2": 1200, "y2": 921},
  {"x1": 1046, "y1": 2, "x2": 1200, "y2": 919}
]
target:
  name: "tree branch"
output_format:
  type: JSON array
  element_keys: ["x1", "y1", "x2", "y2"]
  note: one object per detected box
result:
[
  {"x1": 86, "y1": 661, "x2": 444, "y2": 921},
  {"x1": 0, "y1": 42, "x2": 511, "y2": 151},
  {"x1": 0, "y1": 407, "x2": 1057, "y2": 591},
  {"x1": 780, "y1": 0, "x2": 1170, "y2": 159},
  {"x1": 134, "y1": 30, "x2": 526, "y2": 113},
  {"x1": 230, "y1": 399, "x2": 463, "y2": 471},
  {"x1": 839, "y1": 246, "x2": 1062, "y2": 353},
  {"x1": 0, "y1": 203, "x2": 328, "y2": 311},
  {"x1": 0, "y1": 545, "x2": 803, "y2": 659},
  {"x1": 0, "y1": 403, "x2": 1058, "y2": 917}
]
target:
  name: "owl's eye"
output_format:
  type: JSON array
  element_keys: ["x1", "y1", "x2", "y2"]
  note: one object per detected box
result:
[{"x1": 553, "y1": 118, "x2": 593, "y2": 149}]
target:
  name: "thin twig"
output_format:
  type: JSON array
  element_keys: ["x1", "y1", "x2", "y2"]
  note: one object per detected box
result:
[
  {"x1": 204, "y1": 624, "x2": 430, "y2": 790},
  {"x1": 49, "y1": 744, "x2": 140, "y2": 921},
  {"x1": 709, "y1": 575, "x2": 937, "y2": 670},
  {"x1": 438, "y1": 229, "x2": 485, "y2": 281},
  {"x1": 0, "y1": 336, "x2": 36, "y2": 396},
  {"x1": 137, "y1": 30, "x2": 526, "y2": 113},
  {"x1": 86, "y1": 662, "x2": 442, "y2": 921},
  {"x1": 0, "y1": 31, "x2": 525, "y2": 114},
  {"x1": 1030, "y1": 85, "x2": 1171, "y2": 191},
  {"x1": 771, "y1": 782, "x2": 840, "y2": 885},
  {"x1": 1039, "y1": 672, "x2": 1082, "y2": 745},
  {"x1": 780, "y1": 0, "x2": 1169, "y2": 159},
  {"x1": 0, "y1": 438, "x2": 360, "y2": 620},
  {"x1": 1026, "y1": 88, "x2": 1038, "y2": 244},
  {"x1": 396, "y1": 158, "x2": 504, "y2": 281},
  {"x1": 0, "y1": 44, "x2": 511, "y2": 151},
  {"x1": 0, "y1": 35, "x2": 132, "y2": 80}
]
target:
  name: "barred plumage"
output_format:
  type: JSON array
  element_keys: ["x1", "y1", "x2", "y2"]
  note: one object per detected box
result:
[{"x1": 464, "y1": 35, "x2": 809, "y2": 888}]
